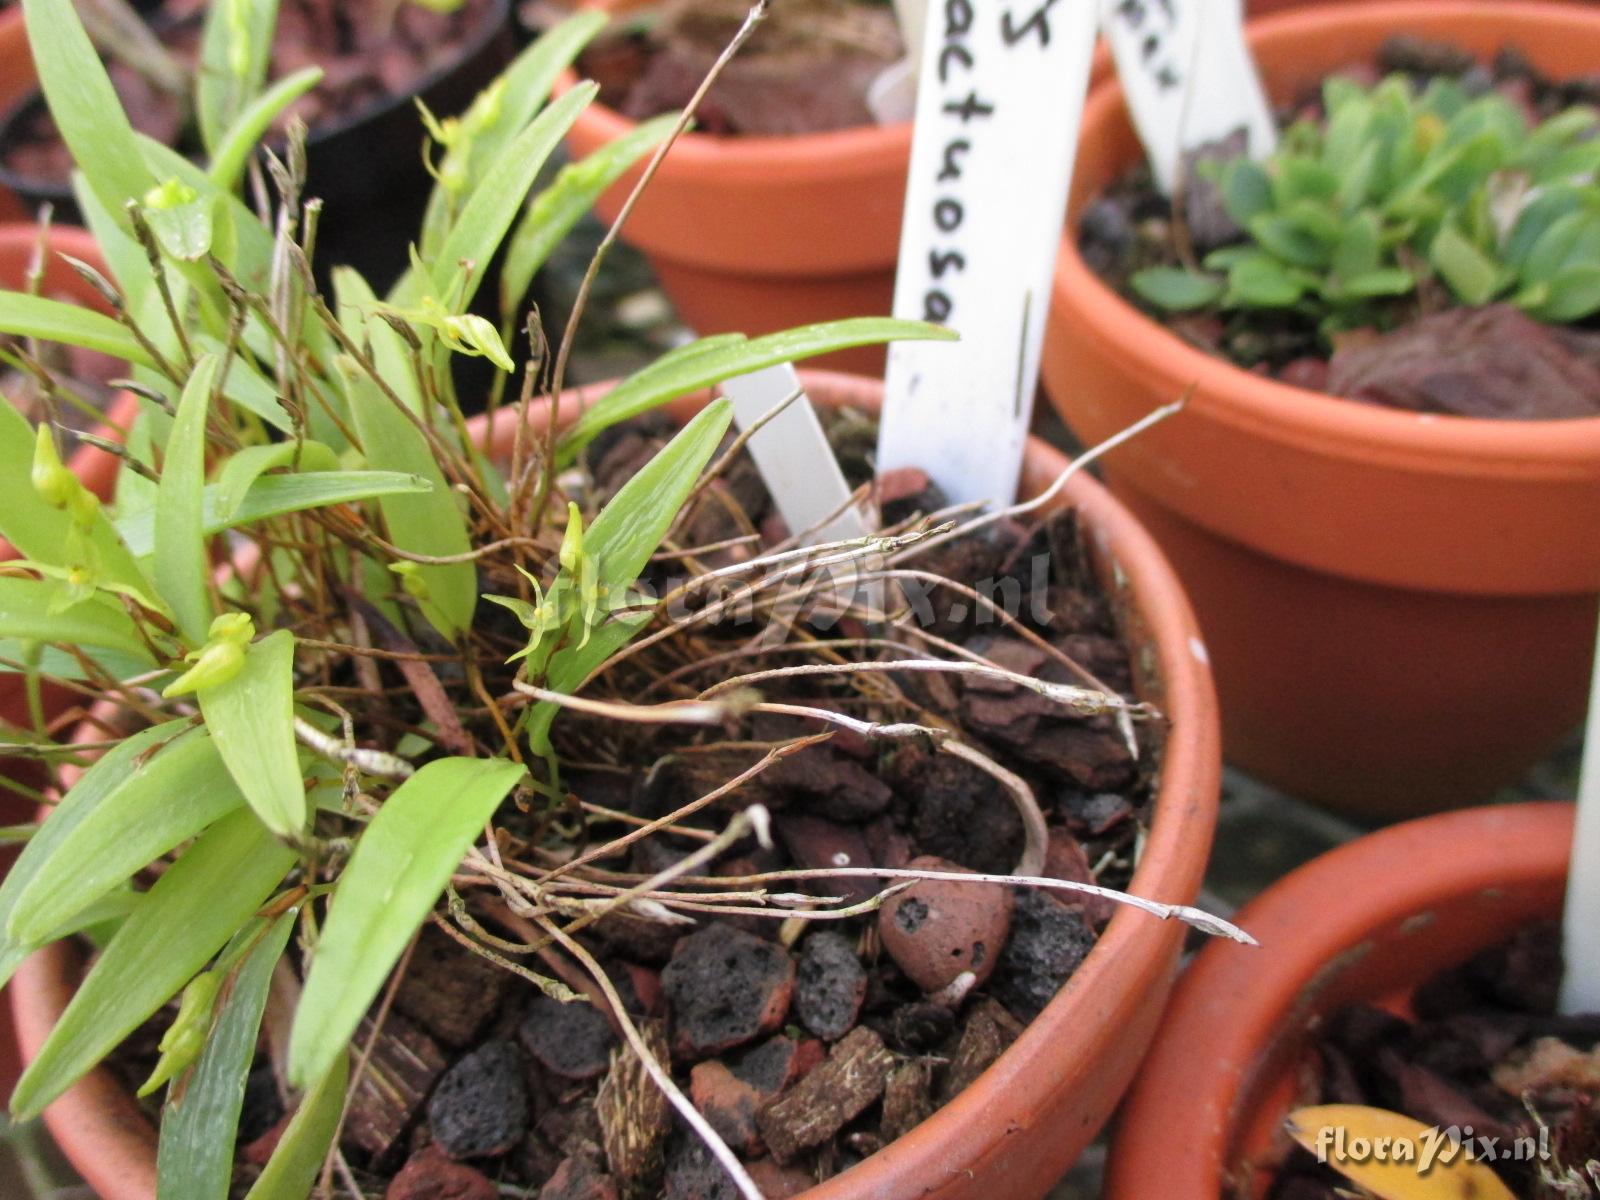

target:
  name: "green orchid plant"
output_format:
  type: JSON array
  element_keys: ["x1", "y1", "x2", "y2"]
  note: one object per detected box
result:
[
  {"x1": 1132, "y1": 71, "x2": 1600, "y2": 337},
  {"x1": 0, "y1": 0, "x2": 953, "y2": 1194}
]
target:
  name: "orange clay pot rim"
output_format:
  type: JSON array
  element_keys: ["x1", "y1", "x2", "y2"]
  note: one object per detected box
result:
[
  {"x1": 1108, "y1": 800, "x2": 1574, "y2": 1197},
  {"x1": 556, "y1": 66, "x2": 912, "y2": 167},
  {"x1": 1054, "y1": 0, "x2": 1600, "y2": 466},
  {"x1": 18, "y1": 369, "x2": 1219, "y2": 1200}
]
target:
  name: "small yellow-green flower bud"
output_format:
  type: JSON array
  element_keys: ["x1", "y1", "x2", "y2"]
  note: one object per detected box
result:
[
  {"x1": 162, "y1": 613, "x2": 256, "y2": 697},
  {"x1": 137, "y1": 969, "x2": 222, "y2": 1097},
  {"x1": 559, "y1": 502, "x2": 585, "y2": 575},
  {"x1": 143, "y1": 177, "x2": 199, "y2": 212},
  {"x1": 31, "y1": 426, "x2": 77, "y2": 509}
]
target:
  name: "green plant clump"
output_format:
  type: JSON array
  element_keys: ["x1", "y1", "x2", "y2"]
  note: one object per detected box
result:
[
  {"x1": 0, "y1": 0, "x2": 968, "y2": 1193},
  {"x1": 1132, "y1": 71, "x2": 1600, "y2": 334}
]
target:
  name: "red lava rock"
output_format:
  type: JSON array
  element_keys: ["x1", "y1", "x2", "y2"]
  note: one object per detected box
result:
[
  {"x1": 427, "y1": 1039, "x2": 529, "y2": 1160},
  {"x1": 386, "y1": 1145, "x2": 499, "y2": 1200},
  {"x1": 744, "y1": 1159, "x2": 817, "y2": 1197},
  {"x1": 1061, "y1": 791, "x2": 1135, "y2": 837},
  {"x1": 662, "y1": 1131, "x2": 739, "y2": 1200},
  {"x1": 661, "y1": 924, "x2": 795, "y2": 1060},
  {"x1": 620, "y1": 962, "x2": 663, "y2": 1018},
  {"x1": 519, "y1": 993, "x2": 617, "y2": 1081},
  {"x1": 898, "y1": 755, "x2": 1023, "y2": 875},
  {"x1": 774, "y1": 814, "x2": 878, "y2": 907},
  {"x1": 878, "y1": 856, "x2": 1014, "y2": 993},
  {"x1": 991, "y1": 890, "x2": 1097, "y2": 1021},
  {"x1": 688, "y1": 1060, "x2": 765, "y2": 1156},
  {"x1": 538, "y1": 1151, "x2": 621, "y2": 1200},
  {"x1": 793, "y1": 931, "x2": 868, "y2": 1041},
  {"x1": 729, "y1": 1035, "x2": 825, "y2": 1097},
  {"x1": 1044, "y1": 828, "x2": 1116, "y2": 928},
  {"x1": 393, "y1": 922, "x2": 511, "y2": 1048}
]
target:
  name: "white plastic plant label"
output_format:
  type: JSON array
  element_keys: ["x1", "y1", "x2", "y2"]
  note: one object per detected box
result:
[
  {"x1": 1100, "y1": 0, "x2": 1277, "y2": 194},
  {"x1": 720, "y1": 363, "x2": 871, "y2": 544},
  {"x1": 877, "y1": 0, "x2": 1099, "y2": 509}
]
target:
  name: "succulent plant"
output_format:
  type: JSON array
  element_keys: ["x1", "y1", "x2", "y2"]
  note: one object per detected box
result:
[{"x1": 1132, "y1": 71, "x2": 1600, "y2": 333}]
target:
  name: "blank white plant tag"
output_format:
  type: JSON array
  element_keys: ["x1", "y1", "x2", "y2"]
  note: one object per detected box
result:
[
  {"x1": 1101, "y1": 0, "x2": 1277, "y2": 194},
  {"x1": 878, "y1": 0, "x2": 1099, "y2": 509},
  {"x1": 721, "y1": 364, "x2": 871, "y2": 545}
]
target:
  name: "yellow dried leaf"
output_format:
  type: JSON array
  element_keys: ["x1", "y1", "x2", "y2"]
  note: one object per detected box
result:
[{"x1": 1284, "y1": 1105, "x2": 1518, "y2": 1200}]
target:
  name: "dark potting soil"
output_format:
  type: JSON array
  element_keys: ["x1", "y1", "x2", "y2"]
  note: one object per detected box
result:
[
  {"x1": 577, "y1": 0, "x2": 902, "y2": 136},
  {"x1": 0, "y1": 0, "x2": 498, "y2": 190},
  {"x1": 1078, "y1": 35, "x2": 1600, "y2": 421},
  {"x1": 1260, "y1": 922, "x2": 1600, "y2": 1200},
  {"x1": 100, "y1": 410, "x2": 1165, "y2": 1198}
]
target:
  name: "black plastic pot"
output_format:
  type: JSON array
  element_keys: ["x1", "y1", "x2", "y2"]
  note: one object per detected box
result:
[{"x1": 0, "y1": 0, "x2": 516, "y2": 290}]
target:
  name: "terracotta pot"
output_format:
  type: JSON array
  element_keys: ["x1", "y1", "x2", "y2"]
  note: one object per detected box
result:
[
  {"x1": 0, "y1": 222, "x2": 135, "y2": 1123},
  {"x1": 0, "y1": 8, "x2": 29, "y2": 225},
  {"x1": 14, "y1": 369, "x2": 1221, "y2": 1200},
  {"x1": 1103, "y1": 801, "x2": 1574, "y2": 1199},
  {"x1": 1043, "y1": 0, "x2": 1600, "y2": 820},
  {"x1": 556, "y1": 0, "x2": 912, "y2": 373}
]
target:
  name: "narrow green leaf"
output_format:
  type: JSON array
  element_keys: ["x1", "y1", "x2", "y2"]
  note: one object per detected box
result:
[
  {"x1": 193, "y1": 342, "x2": 294, "y2": 432},
  {"x1": 288, "y1": 757, "x2": 526, "y2": 1088},
  {"x1": 0, "y1": 290, "x2": 155, "y2": 365},
  {"x1": 430, "y1": 82, "x2": 597, "y2": 312},
  {"x1": 340, "y1": 366, "x2": 475, "y2": 637},
  {"x1": 116, "y1": 470, "x2": 434, "y2": 558},
  {"x1": 209, "y1": 67, "x2": 323, "y2": 192},
  {"x1": 215, "y1": 442, "x2": 341, "y2": 522},
  {"x1": 10, "y1": 808, "x2": 295, "y2": 1121},
  {"x1": 158, "y1": 911, "x2": 295, "y2": 1200},
  {"x1": 20, "y1": 0, "x2": 152, "y2": 223},
  {"x1": 0, "y1": 578, "x2": 154, "y2": 662},
  {"x1": 501, "y1": 114, "x2": 675, "y2": 313},
  {"x1": 8, "y1": 726, "x2": 243, "y2": 946},
  {"x1": 559, "y1": 319, "x2": 957, "y2": 457},
  {"x1": 0, "y1": 721, "x2": 184, "y2": 988},
  {"x1": 198, "y1": 631, "x2": 304, "y2": 839},
  {"x1": 470, "y1": 9, "x2": 606, "y2": 172},
  {"x1": 1129, "y1": 267, "x2": 1225, "y2": 311},
  {"x1": 197, "y1": 0, "x2": 281, "y2": 158},
  {"x1": 154, "y1": 355, "x2": 221, "y2": 646},
  {"x1": 334, "y1": 273, "x2": 475, "y2": 638},
  {"x1": 244, "y1": 1050, "x2": 348, "y2": 1200},
  {"x1": 531, "y1": 402, "x2": 734, "y2": 746},
  {"x1": 0, "y1": 640, "x2": 149, "y2": 683},
  {"x1": 0, "y1": 889, "x2": 142, "y2": 993}
]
